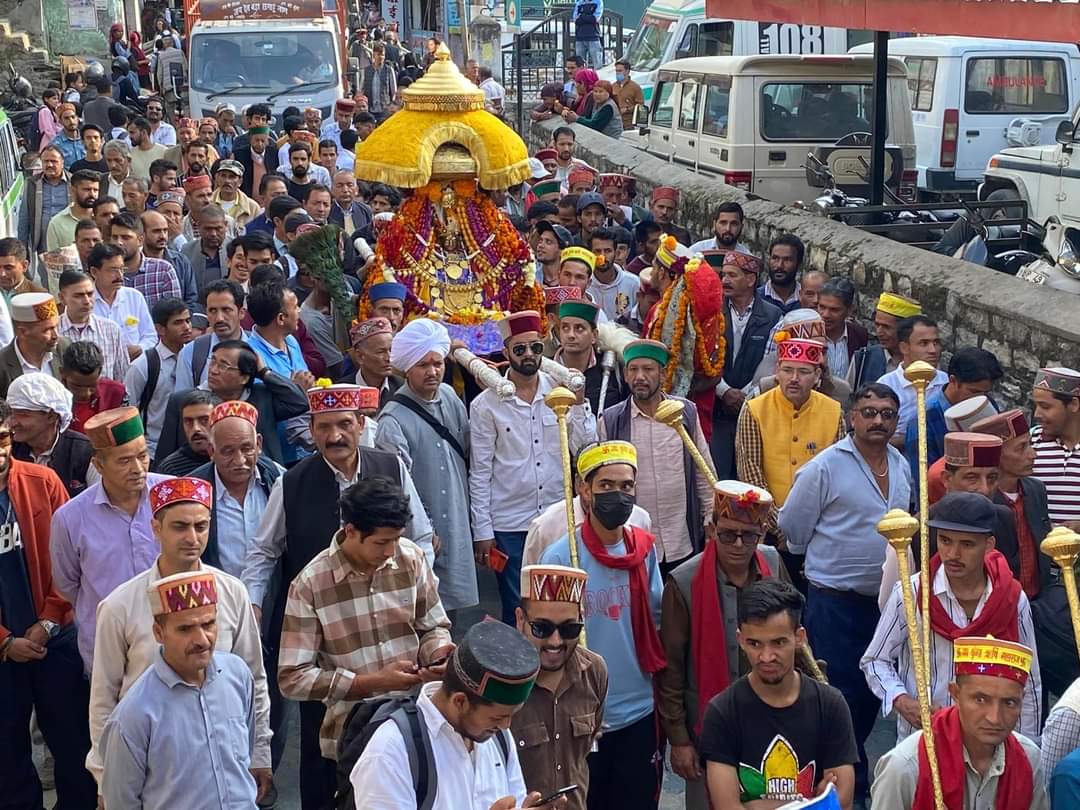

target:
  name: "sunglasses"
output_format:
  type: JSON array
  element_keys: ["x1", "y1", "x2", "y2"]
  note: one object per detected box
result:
[
  {"x1": 511, "y1": 341, "x2": 546, "y2": 358},
  {"x1": 857, "y1": 407, "x2": 899, "y2": 421},
  {"x1": 527, "y1": 618, "x2": 584, "y2": 641},
  {"x1": 716, "y1": 529, "x2": 765, "y2": 546}
]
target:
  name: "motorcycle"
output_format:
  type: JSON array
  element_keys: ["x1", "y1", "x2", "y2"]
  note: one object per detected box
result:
[
  {"x1": 1014, "y1": 221, "x2": 1080, "y2": 294},
  {"x1": 0, "y1": 63, "x2": 37, "y2": 146},
  {"x1": 929, "y1": 208, "x2": 1042, "y2": 276}
]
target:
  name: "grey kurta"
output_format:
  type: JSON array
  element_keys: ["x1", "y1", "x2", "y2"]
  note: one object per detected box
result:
[{"x1": 375, "y1": 383, "x2": 478, "y2": 611}]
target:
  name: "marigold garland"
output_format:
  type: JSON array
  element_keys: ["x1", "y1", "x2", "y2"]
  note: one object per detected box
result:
[{"x1": 647, "y1": 259, "x2": 726, "y2": 392}]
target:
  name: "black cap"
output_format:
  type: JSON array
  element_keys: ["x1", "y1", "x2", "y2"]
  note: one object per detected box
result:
[
  {"x1": 576, "y1": 191, "x2": 605, "y2": 214},
  {"x1": 451, "y1": 621, "x2": 539, "y2": 706},
  {"x1": 928, "y1": 492, "x2": 997, "y2": 534},
  {"x1": 535, "y1": 220, "x2": 571, "y2": 249}
]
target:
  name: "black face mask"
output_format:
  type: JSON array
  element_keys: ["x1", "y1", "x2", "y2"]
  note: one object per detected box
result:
[{"x1": 590, "y1": 491, "x2": 635, "y2": 531}]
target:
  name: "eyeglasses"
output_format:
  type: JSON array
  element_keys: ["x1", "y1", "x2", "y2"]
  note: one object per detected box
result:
[
  {"x1": 510, "y1": 341, "x2": 546, "y2": 358},
  {"x1": 526, "y1": 618, "x2": 584, "y2": 640},
  {"x1": 857, "y1": 407, "x2": 899, "y2": 421},
  {"x1": 209, "y1": 357, "x2": 241, "y2": 373},
  {"x1": 716, "y1": 529, "x2": 764, "y2": 546}
]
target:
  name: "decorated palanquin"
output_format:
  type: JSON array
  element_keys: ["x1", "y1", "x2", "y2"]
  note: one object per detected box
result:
[{"x1": 354, "y1": 44, "x2": 544, "y2": 353}]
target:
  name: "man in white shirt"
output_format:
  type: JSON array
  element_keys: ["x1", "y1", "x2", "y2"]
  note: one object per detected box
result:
[
  {"x1": 350, "y1": 621, "x2": 550, "y2": 810},
  {"x1": 146, "y1": 98, "x2": 177, "y2": 146},
  {"x1": 87, "y1": 243, "x2": 156, "y2": 358},
  {"x1": 58, "y1": 268, "x2": 130, "y2": 381},
  {"x1": 319, "y1": 98, "x2": 355, "y2": 151},
  {"x1": 586, "y1": 226, "x2": 639, "y2": 322},
  {"x1": 877, "y1": 314, "x2": 948, "y2": 445},
  {"x1": 688, "y1": 201, "x2": 751, "y2": 255},
  {"x1": 478, "y1": 66, "x2": 505, "y2": 116}
]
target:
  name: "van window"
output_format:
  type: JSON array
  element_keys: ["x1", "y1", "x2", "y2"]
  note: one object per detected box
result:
[
  {"x1": 964, "y1": 57, "x2": 1068, "y2": 115},
  {"x1": 679, "y1": 81, "x2": 700, "y2": 131},
  {"x1": 624, "y1": 13, "x2": 678, "y2": 73},
  {"x1": 652, "y1": 81, "x2": 676, "y2": 127},
  {"x1": 0, "y1": 123, "x2": 16, "y2": 192},
  {"x1": 761, "y1": 82, "x2": 877, "y2": 141},
  {"x1": 697, "y1": 22, "x2": 734, "y2": 57},
  {"x1": 702, "y1": 81, "x2": 730, "y2": 138},
  {"x1": 907, "y1": 57, "x2": 937, "y2": 112}
]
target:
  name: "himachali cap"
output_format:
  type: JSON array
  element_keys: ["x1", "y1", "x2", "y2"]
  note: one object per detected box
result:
[
  {"x1": 1035, "y1": 367, "x2": 1080, "y2": 398},
  {"x1": 521, "y1": 564, "x2": 588, "y2": 605},
  {"x1": 558, "y1": 300, "x2": 600, "y2": 326},
  {"x1": 655, "y1": 234, "x2": 690, "y2": 271},
  {"x1": 368, "y1": 281, "x2": 407, "y2": 303},
  {"x1": 544, "y1": 285, "x2": 582, "y2": 306},
  {"x1": 568, "y1": 167, "x2": 597, "y2": 188},
  {"x1": 561, "y1": 246, "x2": 597, "y2": 272},
  {"x1": 723, "y1": 250, "x2": 762, "y2": 275},
  {"x1": 622, "y1": 338, "x2": 670, "y2": 367},
  {"x1": 149, "y1": 476, "x2": 212, "y2": 515},
  {"x1": 576, "y1": 191, "x2": 605, "y2": 213},
  {"x1": 156, "y1": 189, "x2": 186, "y2": 208},
  {"x1": 944, "y1": 395, "x2": 997, "y2": 432},
  {"x1": 307, "y1": 382, "x2": 380, "y2": 413},
  {"x1": 970, "y1": 408, "x2": 1030, "y2": 442},
  {"x1": 929, "y1": 491, "x2": 997, "y2": 534},
  {"x1": 9, "y1": 292, "x2": 58, "y2": 323},
  {"x1": 178, "y1": 117, "x2": 197, "y2": 133},
  {"x1": 534, "y1": 147, "x2": 558, "y2": 162},
  {"x1": 772, "y1": 308, "x2": 826, "y2": 343},
  {"x1": 944, "y1": 432, "x2": 1003, "y2": 468},
  {"x1": 183, "y1": 174, "x2": 211, "y2": 193},
  {"x1": 210, "y1": 400, "x2": 258, "y2": 428},
  {"x1": 451, "y1": 620, "x2": 539, "y2": 706},
  {"x1": 876, "y1": 292, "x2": 922, "y2": 319},
  {"x1": 531, "y1": 178, "x2": 561, "y2": 198},
  {"x1": 497, "y1": 310, "x2": 543, "y2": 341},
  {"x1": 777, "y1": 338, "x2": 825, "y2": 367},
  {"x1": 84, "y1": 406, "x2": 144, "y2": 450},
  {"x1": 577, "y1": 440, "x2": 638, "y2": 478},
  {"x1": 350, "y1": 317, "x2": 393, "y2": 347},
  {"x1": 953, "y1": 636, "x2": 1033, "y2": 686},
  {"x1": 598, "y1": 173, "x2": 634, "y2": 190},
  {"x1": 336, "y1": 98, "x2": 356, "y2": 113},
  {"x1": 651, "y1": 186, "x2": 679, "y2": 204},
  {"x1": 700, "y1": 249, "x2": 726, "y2": 271},
  {"x1": 713, "y1": 480, "x2": 772, "y2": 525},
  {"x1": 146, "y1": 571, "x2": 218, "y2": 617},
  {"x1": 638, "y1": 267, "x2": 655, "y2": 293}
]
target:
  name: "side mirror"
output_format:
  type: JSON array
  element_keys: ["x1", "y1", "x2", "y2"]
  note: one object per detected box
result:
[
  {"x1": 1056, "y1": 119, "x2": 1075, "y2": 147},
  {"x1": 632, "y1": 103, "x2": 649, "y2": 132}
]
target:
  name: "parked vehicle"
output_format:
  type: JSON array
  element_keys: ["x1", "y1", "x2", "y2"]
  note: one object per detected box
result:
[
  {"x1": 851, "y1": 36, "x2": 1080, "y2": 199},
  {"x1": 0, "y1": 107, "x2": 25, "y2": 240},
  {"x1": 1015, "y1": 220, "x2": 1080, "y2": 293},
  {"x1": 631, "y1": 54, "x2": 917, "y2": 204},
  {"x1": 596, "y1": 0, "x2": 857, "y2": 103}
]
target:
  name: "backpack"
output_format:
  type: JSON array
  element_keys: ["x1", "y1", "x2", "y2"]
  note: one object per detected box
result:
[
  {"x1": 190, "y1": 334, "x2": 213, "y2": 386},
  {"x1": 137, "y1": 345, "x2": 161, "y2": 423},
  {"x1": 335, "y1": 693, "x2": 510, "y2": 810},
  {"x1": 25, "y1": 107, "x2": 43, "y2": 154}
]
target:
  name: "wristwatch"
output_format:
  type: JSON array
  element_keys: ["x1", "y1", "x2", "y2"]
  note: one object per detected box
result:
[{"x1": 38, "y1": 620, "x2": 60, "y2": 638}]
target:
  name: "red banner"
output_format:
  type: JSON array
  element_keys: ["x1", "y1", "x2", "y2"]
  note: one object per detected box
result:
[{"x1": 705, "y1": 0, "x2": 1080, "y2": 43}]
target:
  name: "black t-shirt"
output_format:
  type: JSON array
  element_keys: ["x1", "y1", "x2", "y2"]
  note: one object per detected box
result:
[
  {"x1": 698, "y1": 674, "x2": 858, "y2": 804},
  {"x1": 71, "y1": 157, "x2": 109, "y2": 175},
  {"x1": 0, "y1": 488, "x2": 35, "y2": 637}
]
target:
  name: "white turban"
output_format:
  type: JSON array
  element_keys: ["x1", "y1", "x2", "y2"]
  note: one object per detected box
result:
[
  {"x1": 390, "y1": 318, "x2": 451, "y2": 373},
  {"x1": 6, "y1": 372, "x2": 74, "y2": 433}
]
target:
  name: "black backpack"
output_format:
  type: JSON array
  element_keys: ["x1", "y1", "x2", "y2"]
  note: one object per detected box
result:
[{"x1": 335, "y1": 693, "x2": 510, "y2": 810}]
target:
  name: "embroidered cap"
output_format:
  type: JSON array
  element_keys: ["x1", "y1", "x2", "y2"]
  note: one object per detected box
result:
[
  {"x1": 10, "y1": 292, "x2": 58, "y2": 323},
  {"x1": 558, "y1": 300, "x2": 600, "y2": 326},
  {"x1": 723, "y1": 250, "x2": 762, "y2": 276},
  {"x1": 772, "y1": 308, "x2": 826, "y2": 344},
  {"x1": 576, "y1": 440, "x2": 637, "y2": 478},
  {"x1": 650, "y1": 186, "x2": 679, "y2": 204},
  {"x1": 531, "y1": 178, "x2": 561, "y2": 198},
  {"x1": 1034, "y1": 367, "x2": 1080, "y2": 398},
  {"x1": 777, "y1": 338, "x2": 825, "y2": 367},
  {"x1": 655, "y1": 234, "x2": 690, "y2": 272},
  {"x1": 561, "y1": 246, "x2": 596, "y2": 273},
  {"x1": 520, "y1": 564, "x2": 588, "y2": 605},
  {"x1": 146, "y1": 571, "x2": 218, "y2": 617},
  {"x1": 210, "y1": 400, "x2": 259, "y2": 428},
  {"x1": 953, "y1": 636, "x2": 1033, "y2": 685},
  {"x1": 182, "y1": 174, "x2": 211, "y2": 192},
  {"x1": 544, "y1": 285, "x2": 582, "y2": 307},
  {"x1": 876, "y1": 292, "x2": 922, "y2": 319},
  {"x1": 712, "y1": 480, "x2": 773, "y2": 526},
  {"x1": 349, "y1": 317, "x2": 394, "y2": 348},
  {"x1": 307, "y1": 381, "x2": 379, "y2": 413},
  {"x1": 149, "y1": 476, "x2": 212, "y2": 515}
]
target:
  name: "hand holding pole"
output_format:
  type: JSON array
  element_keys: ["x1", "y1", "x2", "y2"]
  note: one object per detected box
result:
[{"x1": 1042, "y1": 526, "x2": 1080, "y2": 660}]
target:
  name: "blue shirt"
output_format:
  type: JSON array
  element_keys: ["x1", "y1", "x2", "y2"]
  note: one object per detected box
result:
[
  {"x1": 779, "y1": 435, "x2": 912, "y2": 596},
  {"x1": 904, "y1": 388, "x2": 949, "y2": 488},
  {"x1": 246, "y1": 328, "x2": 310, "y2": 464},
  {"x1": 1052, "y1": 747, "x2": 1080, "y2": 809},
  {"x1": 101, "y1": 649, "x2": 257, "y2": 809},
  {"x1": 213, "y1": 467, "x2": 270, "y2": 578},
  {"x1": 53, "y1": 133, "x2": 86, "y2": 169},
  {"x1": 540, "y1": 527, "x2": 661, "y2": 732}
]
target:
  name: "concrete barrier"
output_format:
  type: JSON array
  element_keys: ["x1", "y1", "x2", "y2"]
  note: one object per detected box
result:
[{"x1": 526, "y1": 119, "x2": 1080, "y2": 407}]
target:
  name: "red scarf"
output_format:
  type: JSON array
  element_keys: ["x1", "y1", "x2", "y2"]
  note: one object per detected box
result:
[
  {"x1": 919, "y1": 550, "x2": 1021, "y2": 642},
  {"x1": 690, "y1": 544, "x2": 770, "y2": 734},
  {"x1": 581, "y1": 520, "x2": 667, "y2": 674},
  {"x1": 913, "y1": 705, "x2": 1032, "y2": 810}
]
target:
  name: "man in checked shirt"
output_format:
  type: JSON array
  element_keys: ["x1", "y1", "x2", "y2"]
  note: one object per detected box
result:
[{"x1": 278, "y1": 475, "x2": 453, "y2": 810}]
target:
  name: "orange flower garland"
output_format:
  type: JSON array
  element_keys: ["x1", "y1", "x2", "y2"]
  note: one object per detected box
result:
[{"x1": 647, "y1": 258, "x2": 726, "y2": 391}]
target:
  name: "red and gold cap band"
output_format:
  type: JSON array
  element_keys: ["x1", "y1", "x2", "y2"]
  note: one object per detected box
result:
[{"x1": 954, "y1": 636, "x2": 1033, "y2": 685}]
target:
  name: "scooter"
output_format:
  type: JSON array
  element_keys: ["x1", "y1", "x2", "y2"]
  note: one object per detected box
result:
[
  {"x1": 0, "y1": 64, "x2": 37, "y2": 145},
  {"x1": 1014, "y1": 221, "x2": 1080, "y2": 294}
]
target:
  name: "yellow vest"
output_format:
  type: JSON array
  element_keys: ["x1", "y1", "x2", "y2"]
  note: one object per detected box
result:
[{"x1": 745, "y1": 387, "x2": 841, "y2": 506}]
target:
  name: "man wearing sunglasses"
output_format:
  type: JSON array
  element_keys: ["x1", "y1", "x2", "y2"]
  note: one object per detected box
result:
[
  {"x1": 470, "y1": 310, "x2": 597, "y2": 625},
  {"x1": 657, "y1": 481, "x2": 788, "y2": 810},
  {"x1": 539, "y1": 440, "x2": 665, "y2": 810},
  {"x1": 511, "y1": 564, "x2": 606, "y2": 810},
  {"x1": 779, "y1": 382, "x2": 912, "y2": 803}
]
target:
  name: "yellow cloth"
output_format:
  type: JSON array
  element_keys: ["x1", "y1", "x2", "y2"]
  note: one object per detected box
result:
[
  {"x1": 745, "y1": 387, "x2": 842, "y2": 506},
  {"x1": 876, "y1": 292, "x2": 922, "y2": 318}
]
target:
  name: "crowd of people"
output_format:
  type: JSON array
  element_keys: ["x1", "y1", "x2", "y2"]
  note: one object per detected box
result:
[{"x1": 6, "y1": 18, "x2": 1080, "y2": 810}]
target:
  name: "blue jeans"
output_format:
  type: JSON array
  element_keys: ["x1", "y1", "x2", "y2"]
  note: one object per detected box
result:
[
  {"x1": 493, "y1": 531, "x2": 527, "y2": 625},
  {"x1": 575, "y1": 39, "x2": 604, "y2": 68}
]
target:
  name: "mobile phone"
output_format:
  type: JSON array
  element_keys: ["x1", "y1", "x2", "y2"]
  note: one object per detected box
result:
[
  {"x1": 538, "y1": 785, "x2": 579, "y2": 805},
  {"x1": 488, "y1": 547, "x2": 509, "y2": 573}
]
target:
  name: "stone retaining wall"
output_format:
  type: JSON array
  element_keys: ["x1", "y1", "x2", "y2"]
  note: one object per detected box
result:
[{"x1": 526, "y1": 119, "x2": 1079, "y2": 407}]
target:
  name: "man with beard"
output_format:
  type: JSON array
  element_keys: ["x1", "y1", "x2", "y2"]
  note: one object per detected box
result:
[
  {"x1": 555, "y1": 299, "x2": 625, "y2": 415},
  {"x1": 49, "y1": 408, "x2": 172, "y2": 674},
  {"x1": 649, "y1": 187, "x2": 692, "y2": 246},
  {"x1": 89, "y1": 477, "x2": 272, "y2": 803},
  {"x1": 173, "y1": 277, "x2": 250, "y2": 386},
  {"x1": 140, "y1": 209, "x2": 200, "y2": 312},
  {"x1": 156, "y1": 389, "x2": 216, "y2": 476},
  {"x1": 243, "y1": 383, "x2": 433, "y2": 807},
  {"x1": 535, "y1": 220, "x2": 570, "y2": 286},
  {"x1": 179, "y1": 138, "x2": 211, "y2": 184},
  {"x1": 0, "y1": 399, "x2": 98, "y2": 810},
  {"x1": 146, "y1": 96, "x2": 176, "y2": 146},
  {"x1": 8, "y1": 372, "x2": 92, "y2": 496},
  {"x1": 46, "y1": 169, "x2": 99, "y2": 251},
  {"x1": 51, "y1": 103, "x2": 86, "y2": 169},
  {"x1": 110, "y1": 211, "x2": 183, "y2": 308},
  {"x1": 779, "y1": 384, "x2": 912, "y2": 802},
  {"x1": 689, "y1": 201, "x2": 750, "y2": 255},
  {"x1": 147, "y1": 159, "x2": 178, "y2": 208},
  {"x1": 470, "y1": 311, "x2": 597, "y2": 624},
  {"x1": 599, "y1": 339, "x2": 713, "y2": 577},
  {"x1": 539, "y1": 441, "x2": 665, "y2": 810},
  {"x1": 282, "y1": 142, "x2": 332, "y2": 202},
  {"x1": 0, "y1": 293, "x2": 67, "y2": 398},
  {"x1": 699, "y1": 580, "x2": 858, "y2": 809},
  {"x1": 759, "y1": 234, "x2": 804, "y2": 314},
  {"x1": 658, "y1": 482, "x2": 788, "y2": 810},
  {"x1": 511, "y1": 564, "x2": 606, "y2": 810},
  {"x1": 127, "y1": 116, "x2": 168, "y2": 180},
  {"x1": 182, "y1": 202, "x2": 232, "y2": 293}
]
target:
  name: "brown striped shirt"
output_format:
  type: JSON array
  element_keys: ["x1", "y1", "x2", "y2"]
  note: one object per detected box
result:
[
  {"x1": 1031, "y1": 424, "x2": 1080, "y2": 524},
  {"x1": 278, "y1": 531, "x2": 452, "y2": 758}
]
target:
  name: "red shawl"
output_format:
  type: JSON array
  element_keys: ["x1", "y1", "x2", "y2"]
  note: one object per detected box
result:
[
  {"x1": 919, "y1": 550, "x2": 1021, "y2": 642},
  {"x1": 690, "y1": 543, "x2": 770, "y2": 733},
  {"x1": 913, "y1": 705, "x2": 1032, "y2": 810},
  {"x1": 581, "y1": 520, "x2": 667, "y2": 674}
]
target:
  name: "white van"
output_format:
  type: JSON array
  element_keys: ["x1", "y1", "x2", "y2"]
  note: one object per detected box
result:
[
  {"x1": 850, "y1": 36, "x2": 1080, "y2": 198},
  {"x1": 595, "y1": 0, "x2": 858, "y2": 104},
  {"x1": 0, "y1": 109, "x2": 24, "y2": 240},
  {"x1": 633, "y1": 54, "x2": 917, "y2": 204}
]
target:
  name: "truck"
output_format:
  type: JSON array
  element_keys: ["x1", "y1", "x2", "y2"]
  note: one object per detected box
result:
[{"x1": 185, "y1": 0, "x2": 350, "y2": 126}]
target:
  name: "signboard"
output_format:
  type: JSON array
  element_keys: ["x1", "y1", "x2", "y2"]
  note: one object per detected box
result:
[
  {"x1": 67, "y1": 0, "x2": 97, "y2": 29},
  {"x1": 197, "y1": 0, "x2": 324, "y2": 21},
  {"x1": 445, "y1": 0, "x2": 461, "y2": 31},
  {"x1": 707, "y1": 0, "x2": 1080, "y2": 43},
  {"x1": 381, "y1": 0, "x2": 403, "y2": 31}
]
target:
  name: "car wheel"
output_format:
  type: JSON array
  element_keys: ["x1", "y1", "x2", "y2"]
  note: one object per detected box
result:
[{"x1": 986, "y1": 188, "x2": 1024, "y2": 221}]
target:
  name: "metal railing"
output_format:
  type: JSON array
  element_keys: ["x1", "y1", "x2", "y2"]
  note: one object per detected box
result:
[{"x1": 503, "y1": 6, "x2": 622, "y2": 134}]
